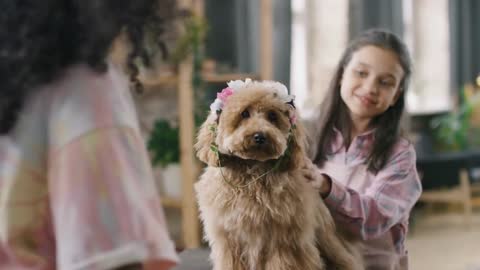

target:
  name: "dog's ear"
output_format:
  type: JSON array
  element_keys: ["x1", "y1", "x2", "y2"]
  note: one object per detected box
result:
[
  {"x1": 281, "y1": 120, "x2": 308, "y2": 171},
  {"x1": 195, "y1": 113, "x2": 220, "y2": 166}
]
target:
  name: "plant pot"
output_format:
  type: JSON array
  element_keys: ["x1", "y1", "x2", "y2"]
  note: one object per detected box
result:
[{"x1": 153, "y1": 163, "x2": 182, "y2": 199}]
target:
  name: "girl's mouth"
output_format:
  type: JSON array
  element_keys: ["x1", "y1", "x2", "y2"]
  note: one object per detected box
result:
[{"x1": 357, "y1": 95, "x2": 376, "y2": 106}]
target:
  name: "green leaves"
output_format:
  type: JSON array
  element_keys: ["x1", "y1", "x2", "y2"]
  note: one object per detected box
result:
[
  {"x1": 431, "y1": 90, "x2": 480, "y2": 151},
  {"x1": 170, "y1": 15, "x2": 208, "y2": 65},
  {"x1": 147, "y1": 120, "x2": 180, "y2": 167}
]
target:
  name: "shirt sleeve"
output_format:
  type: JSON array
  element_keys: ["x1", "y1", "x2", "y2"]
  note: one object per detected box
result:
[
  {"x1": 48, "y1": 125, "x2": 179, "y2": 270},
  {"x1": 322, "y1": 145, "x2": 422, "y2": 240}
]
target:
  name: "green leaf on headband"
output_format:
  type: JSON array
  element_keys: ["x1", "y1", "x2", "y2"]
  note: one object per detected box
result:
[{"x1": 210, "y1": 144, "x2": 218, "y2": 153}]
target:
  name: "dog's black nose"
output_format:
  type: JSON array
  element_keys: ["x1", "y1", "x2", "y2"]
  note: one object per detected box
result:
[{"x1": 253, "y1": 132, "x2": 266, "y2": 145}]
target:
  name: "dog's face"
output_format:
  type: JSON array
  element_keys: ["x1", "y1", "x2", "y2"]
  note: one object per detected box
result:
[
  {"x1": 196, "y1": 80, "x2": 306, "y2": 169},
  {"x1": 215, "y1": 87, "x2": 292, "y2": 161}
]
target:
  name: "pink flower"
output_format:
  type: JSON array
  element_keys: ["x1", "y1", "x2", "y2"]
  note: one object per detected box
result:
[
  {"x1": 290, "y1": 113, "x2": 297, "y2": 125},
  {"x1": 217, "y1": 87, "x2": 234, "y2": 102}
]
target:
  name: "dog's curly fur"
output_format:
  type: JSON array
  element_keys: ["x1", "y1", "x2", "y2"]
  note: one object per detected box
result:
[{"x1": 195, "y1": 81, "x2": 363, "y2": 270}]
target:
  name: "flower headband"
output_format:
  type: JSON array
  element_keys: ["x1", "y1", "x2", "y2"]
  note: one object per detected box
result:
[{"x1": 210, "y1": 78, "x2": 297, "y2": 124}]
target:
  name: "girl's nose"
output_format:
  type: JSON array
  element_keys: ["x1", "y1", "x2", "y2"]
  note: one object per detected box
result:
[{"x1": 363, "y1": 77, "x2": 379, "y2": 96}]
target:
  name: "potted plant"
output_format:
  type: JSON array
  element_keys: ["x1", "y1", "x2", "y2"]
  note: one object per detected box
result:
[
  {"x1": 431, "y1": 85, "x2": 480, "y2": 152},
  {"x1": 147, "y1": 119, "x2": 182, "y2": 199}
]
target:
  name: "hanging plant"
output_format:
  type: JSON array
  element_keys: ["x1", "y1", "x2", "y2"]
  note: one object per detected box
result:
[
  {"x1": 170, "y1": 14, "x2": 208, "y2": 67},
  {"x1": 171, "y1": 13, "x2": 209, "y2": 128}
]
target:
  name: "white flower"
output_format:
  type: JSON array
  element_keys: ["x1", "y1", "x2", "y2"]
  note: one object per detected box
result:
[
  {"x1": 227, "y1": 78, "x2": 253, "y2": 91},
  {"x1": 259, "y1": 80, "x2": 295, "y2": 104},
  {"x1": 280, "y1": 94, "x2": 296, "y2": 104},
  {"x1": 262, "y1": 80, "x2": 288, "y2": 96},
  {"x1": 210, "y1": 78, "x2": 296, "y2": 116},
  {"x1": 210, "y1": 98, "x2": 223, "y2": 112}
]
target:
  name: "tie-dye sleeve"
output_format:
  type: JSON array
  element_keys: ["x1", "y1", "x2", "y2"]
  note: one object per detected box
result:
[
  {"x1": 323, "y1": 144, "x2": 422, "y2": 240},
  {"x1": 48, "y1": 125, "x2": 179, "y2": 270}
]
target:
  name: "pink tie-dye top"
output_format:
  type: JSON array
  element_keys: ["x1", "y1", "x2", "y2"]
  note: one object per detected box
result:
[
  {"x1": 0, "y1": 64, "x2": 178, "y2": 270},
  {"x1": 318, "y1": 128, "x2": 422, "y2": 270}
]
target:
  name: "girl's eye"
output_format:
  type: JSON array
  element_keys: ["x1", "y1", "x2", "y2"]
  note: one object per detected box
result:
[
  {"x1": 267, "y1": 111, "x2": 277, "y2": 122},
  {"x1": 355, "y1": 70, "x2": 368, "y2": 77},
  {"x1": 379, "y1": 79, "x2": 395, "y2": 87},
  {"x1": 241, "y1": 110, "x2": 250, "y2": 119}
]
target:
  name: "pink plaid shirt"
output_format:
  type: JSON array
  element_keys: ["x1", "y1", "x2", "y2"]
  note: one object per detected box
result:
[
  {"x1": 0, "y1": 64, "x2": 178, "y2": 270},
  {"x1": 317, "y1": 128, "x2": 421, "y2": 270}
]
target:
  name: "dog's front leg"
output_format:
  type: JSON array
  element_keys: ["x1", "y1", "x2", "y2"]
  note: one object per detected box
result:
[
  {"x1": 210, "y1": 241, "x2": 233, "y2": 270},
  {"x1": 209, "y1": 237, "x2": 247, "y2": 270},
  {"x1": 315, "y1": 202, "x2": 364, "y2": 270},
  {"x1": 264, "y1": 249, "x2": 324, "y2": 270}
]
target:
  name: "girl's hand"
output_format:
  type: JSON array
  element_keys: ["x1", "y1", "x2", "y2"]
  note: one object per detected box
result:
[{"x1": 302, "y1": 158, "x2": 332, "y2": 198}]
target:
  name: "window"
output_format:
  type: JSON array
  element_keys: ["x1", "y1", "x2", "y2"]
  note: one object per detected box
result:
[
  {"x1": 290, "y1": 0, "x2": 349, "y2": 116},
  {"x1": 291, "y1": 0, "x2": 451, "y2": 115},
  {"x1": 403, "y1": 0, "x2": 451, "y2": 114}
]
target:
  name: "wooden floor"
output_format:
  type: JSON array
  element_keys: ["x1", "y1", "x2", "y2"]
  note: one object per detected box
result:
[
  {"x1": 168, "y1": 207, "x2": 480, "y2": 269},
  {"x1": 408, "y1": 210, "x2": 480, "y2": 270}
]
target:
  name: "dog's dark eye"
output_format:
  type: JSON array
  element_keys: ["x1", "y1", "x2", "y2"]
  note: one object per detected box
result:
[
  {"x1": 267, "y1": 111, "x2": 277, "y2": 122},
  {"x1": 241, "y1": 110, "x2": 250, "y2": 119}
]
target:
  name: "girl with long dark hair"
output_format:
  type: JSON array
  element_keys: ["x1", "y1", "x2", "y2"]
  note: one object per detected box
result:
[{"x1": 304, "y1": 29, "x2": 422, "y2": 269}]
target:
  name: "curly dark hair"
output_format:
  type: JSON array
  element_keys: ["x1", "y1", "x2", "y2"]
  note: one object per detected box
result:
[{"x1": 0, "y1": 0, "x2": 177, "y2": 134}]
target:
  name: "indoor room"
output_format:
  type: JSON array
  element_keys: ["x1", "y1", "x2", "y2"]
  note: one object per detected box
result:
[
  {"x1": 145, "y1": 1, "x2": 479, "y2": 269},
  {"x1": 1, "y1": 0, "x2": 479, "y2": 270}
]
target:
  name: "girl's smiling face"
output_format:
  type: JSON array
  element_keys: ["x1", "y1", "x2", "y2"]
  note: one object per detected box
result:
[{"x1": 340, "y1": 45, "x2": 405, "y2": 125}]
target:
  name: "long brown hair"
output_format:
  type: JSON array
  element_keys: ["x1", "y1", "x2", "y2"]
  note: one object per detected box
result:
[{"x1": 313, "y1": 29, "x2": 412, "y2": 174}]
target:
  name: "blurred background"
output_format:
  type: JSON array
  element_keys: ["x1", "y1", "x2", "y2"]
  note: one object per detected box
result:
[{"x1": 136, "y1": 1, "x2": 480, "y2": 269}]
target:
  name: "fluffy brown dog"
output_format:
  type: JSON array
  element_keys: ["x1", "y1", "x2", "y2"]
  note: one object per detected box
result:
[{"x1": 195, "y1": 79, "x2": 362, "y2": 270}]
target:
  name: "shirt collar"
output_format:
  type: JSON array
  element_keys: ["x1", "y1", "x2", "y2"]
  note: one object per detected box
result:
[{"x1": 333, "y1": 126, "x2": 376, "y2": 139}]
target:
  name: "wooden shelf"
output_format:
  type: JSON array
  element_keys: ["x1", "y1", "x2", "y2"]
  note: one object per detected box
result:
[
  {"x1": 138, "y1": 74, "x2": 178, "y2": 87},
  {"x1": 202, "y1": 73, "x2": 260, "y2": 83},
  {"x1": 139, "y1": 72, "x2": 261, "y2": 87},
  {"x1": 472, "y1": 197, "x2": 480, "y2": 206},
  {"x1": 161, "y1": 196, "x2": 183, "y2": 208}
]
